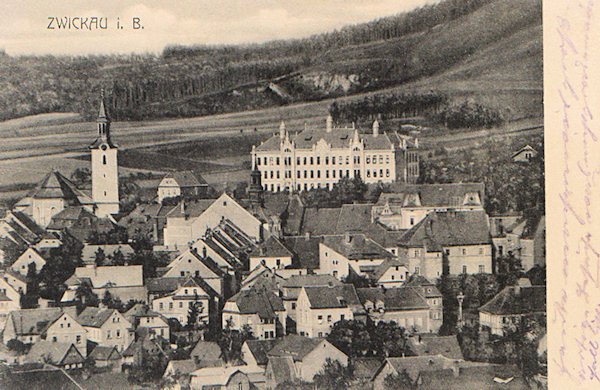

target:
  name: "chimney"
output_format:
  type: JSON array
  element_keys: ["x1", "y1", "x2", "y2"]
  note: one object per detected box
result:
[
  {"x1": 415, "y1": 138, "x2": 419, "y2": 148},
  {"x1": 344, "y1": 233, "x2": 352, "y2": 244},
  {"x1": 373, "y1": 119, "x2": 379, "y2": 137},
  {"x1": 452, "y1": 361, "x2": 460, "y2": 377},
  {"x1": 326, "y1": 115, "x2": 333, "y2": 133},
  {"x1": 305, "y1": 231, "x2": 311, "y2": 241},
  {"x1": 280, "y1": 121, "x2": 286, "y2": 139}
]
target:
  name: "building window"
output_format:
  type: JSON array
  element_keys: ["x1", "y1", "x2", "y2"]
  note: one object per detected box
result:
[
  {"x1": 327, "y1": 315, "x2": 332, "y2": 323},
  {"x1": 102, "y1": 155, "x2": 106, "y2": 165},
  {"x1": 386, "y1": 169, "x2": 390, "y2": 177},
  {"x1": 366, "y1": 157, "x2": 370, "y2": 164},
  {"x1": 317, "y1": 156, "x2": 320, "y2": 165},
  {"x1": 76, "y1": 335, "x2": 81, "y2": 344},
  {"x1": 179, "y1": 302, "x2": 183, "y2": 308},
  {"x1": 310, "y1": 157, "x2": 314, "y2": 165},
  {"x1": 463, "y1": 265, "x2": 467, "y2": 274},
  {"x1": 340, "y1": 314, "x2": 345, "y2": 321},
  {"x1": 332, "y1": 157, "x2": 336, "y2": 164},
  {"x1": 310, "y1": 170, "x2": 314, "y2": 178},
  {"x1": 107, "y1": 330, "x2": 111, "y2": 339},
  {"x1": 479, "y1": 248, "x2": 484, "y2": 255},
  {"x1": 276, "y1": 157, "x2": 280, "y2": 165},
  {"x1": 52, "y1": 336, "x2": 57, "y2": 342},
  {"x1": 410, "y1": 217, "x2": 414, "y2": 226},
  {"x1": 297, "y1": 171, "x2": 301, "y2": 178},
  {"x1": 325, "y1": 170, "x2": 329, "y2": 178},
  {"x1": 318, "y1": 315, "x2": 323, "y2": 323},
  {"x1": 159, "y1": 302, "x2": 163, "y2": 310},
  {"x1": 292, "y1": 302, "x2": 296, "y2": 309},
  {"x1": 317, "y1": 170, "x2": 321, "y2": 178},
  {"x1": 462, "y1": 248, "x2": 467, "y2": 255},
  {"x1": 117, "y1": 330, "x2": 121, "y2": 338},
  {"x1": 479, "y1": 265, "x2": 485, "y2": 273},
  {"x1": 169, "y1": 302, "x2": 173, "y2": 309},
  {"x1": 415, "y1": 267, "x2": 420, "y2": 274}
]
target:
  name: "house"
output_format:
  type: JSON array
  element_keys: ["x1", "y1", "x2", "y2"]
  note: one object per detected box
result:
[
  {"x1": 0, "y1": 276, "x2": 22, "y2": 328},
  {"x1": 512, "y1": 144, "x2": 538, "y2": 162},
  {"x1": 189, "y1": 366, "x2": 251, "y2": 390},
  {"x1": 252, "y1": 118, "x2": 407, "y2": 193},
  {"x1": 163, "y1": 193, "x2": 262, "y2": 250},
  {"x1": 357, "y1": 287, "x2": 436, "y2": 332},
  {"x1": 11, "y1": 247, "x2": 46, "y2": 276},
  {"x1": 190, "y1": 340, "x2": 223, "y2": 367},
  {"x1": 46, "y1": 206, "x2": 115, "y2": 242},
  {"x1": 265, "y1": 335, "x2": 348, "y2": 387},
  {"x1": 0, "y1": 363, "x2": 86, "y2": 389},
  {"x1": 281, "y1": 235, "x2": 322, "y2": 274},
  {"x1": 81, "y1": 243, "x2": 134, "y2": 266},
  {"x1": 18, "y1": 170, "x2": 95, "y2": 228},
  {"x1": 319, "y1": 234, "x2": 396, "y2": 279},
  {"x1": 151, "y1": 276, "x2": 218, "y2": 326},
  {"x1": 415, "y1": 364, "x2": 528, "y2": 389},
  {"x1": 241, "y1": 339, "x2": 279, "y2": 367},
  {"x1": 88, "y1": 344, "x2": 122, "y2": 371},
  {"x1": 61, "y1": 265, "x2": 146, "y2": 304},
  {"x1": 352, "y1": 357, "x2": 383, "y2": 385},
  {"x1": 0, "y1": 211, "x2": 45, "y2": 247},
  {"x1": 479, "y1": 282, "x2": 546, "y2": 336},
  {"x1": 371, "y1": 183, "x2": 485, "y2": 230},
  {"x1": 163, "y1": 359, "x2": 198, "y2": 380},
  {"x1": 222, "y1": 288, "x2": 286, "y2": 339},
  {"x1": 407, "y1": 334, "x2": 464, "y2": 360},
  {"x1": 3, "y1": 269, "x2": 28, "y2": 294},
  {"x1": 239, "y1": 263, "x2": 287, "y2": 293},
  {"x1": 157, "y1": 170, "x2": 209, "y2": 203},
  {"x1": 125, "y1": 303, "x2": 170, "y2": 340},
  {"x1": 248, "y1": 236, "x2": 293, "y2": 271},
  {"x1": 371, "y1": 259, "x2": 410, "y2": 287},
  {"x1": 296, "y1": 284, "x2": 364, "y2": 337},
  {"x1": 159, "y1": 249, "x2": 227, "y2": 295},
  {"x1": 34, "y1": 232, "x2": 62, "y2": 251},
  {"x1": 76, "y1": 307, "x2": 134, "y2": 352},
  {"x1": 122, "y1": 333, "x2": 167, "y2": 366},
  {"x1": 404, "y1": 275, "x2": 443, "y2": 331},
  {"x1": 23, "y1": 341, "x2": 84, "y2": 370},
  {"x1": 491, "y1": 215, "x2": 545, "y2": 271},
  {"x1": 398, "y1": 210, "x2": 492, "y2": 278},
  {"x1": 371, "y1": 356, "x2": 477, "y2": 390},
  {"x1": 280, "y1": 274, "x2": 342, "y2": 323},
  {"x1": 3, "y1": 308, "x2": 87, "y2": 356}
]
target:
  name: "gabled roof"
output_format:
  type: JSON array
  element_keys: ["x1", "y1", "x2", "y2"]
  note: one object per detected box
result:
[
  {"x1": 190, "y1": 340, "x2": 222, "y2": 361},
  {"x1": 77, "y1": 307, "x2": 122, "y2": 328},
  {"x1": 165, "y1": 359, "x2": 198, "y2": 376},
  {"x1": 300, "y1": 208, "x2": 341, "y2": 235},
  {"x1": 352, "y1": 357, "x2": 383, "y2": 380},
  {"x1": 228, "y1": 288, "x2": 285, "y2": 319},
  {"x1": 29, "y1": 170, "x2": 93, "y2": 205},
  {"x1": 168, "y1": 249, "x2": 226, "y2": 278},
  {"x1": 404, "y1": 275, "x2": 442, "y2": 298},
  {"x1": 146, "y1": 277, "x2": 188, "y2": 295},
  {"x1": 357, "y1": 287, "x2": 429, "y2": 311},
  {"x1": 512, "y1": 144, "x2": 537, "y2": 158},
  {"x1": 161, "y1": 170, "x2": 208, "y2": 187},
  {"x1": 190, "y1": 366, "x2": 250, "y2": 387},
  {"x1": 408, "y1": 335, "x2": 464, "y2": 360},
  {"x1": 282, "y1": 236, "x2": 321, "y2": 270},
  {"x1": 248, "y1": 236, "x2": 293, "y2": 258},
  {"x1": 166, "y1": 199, "x2": 214, "y2": 219},
  {"x1": 372, "y1": 259, "x2": 408, "y2": 281},
  {"x1": 125, "y1": 303, "x2": 165, "y2": 322},
  {"x1": 1, "y1": 364, "x2": 84, "y2": 390},
  {"x1": 24, "y1": 341, "x2": 84, "y2": 366},
  {"x1": 282, "y1": 274, "x2": 342, "y2": 289},
  {"x1": 380, "y1": 356, "x2": 483, "y2": 382},
  {"x1": 267, "y1": 335, "x2": 327, "y2": 362},
  {"x1": 399, "y1": 210, "x2": 490, "y2": 249},
  {"x1": 7, "y1": 308, "x2": 63, "y2": 336},
  {"x1": 335, "y1": 204, "x2": 374, "y2": 233},
  {"x1": 302, "y1": 284, "x2": 362, "y2": 310},
  {"x1": 244, "y1": 339, "x2": 279, "y2": 366},
  {"x1": 322, "y1": 234, "x2": 394, "y2": 261},
  {"x1": 267, "y1": 355, "x2": 296, "y2": 384},
  {"x1": 9, "y1": 211, "x2": 45, "y2": 236},
  {"x1": 88, "y1": 345, "x2": 121, "y2": 360},
  {"x1": 70, "y1": 265, "x2": 143, "y2": 288},
  {"x1": 479, "y1": 286, "x2": 546, "y2": 315},
  {"x1": 378, "y1": 183, "x2": 485, "y2": 209},
  {"x1": 417, "y1": 364, "x2": 527, "y2": 389}
]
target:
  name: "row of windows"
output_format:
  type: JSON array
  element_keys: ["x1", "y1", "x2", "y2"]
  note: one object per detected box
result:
[
  {"x1": 258, "y1": 154, "x2": 392, "y2": 167},
  {"x1": 317, "y1": 313, "x2": 345, "y2": 324},
  {"x1": 365, "y1": 169, "x2": 390, "y2": 178},
  {"x1": 159, "y1": 300, "x2": 202, "y2": 310}
]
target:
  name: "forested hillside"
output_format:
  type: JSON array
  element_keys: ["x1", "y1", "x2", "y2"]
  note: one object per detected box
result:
[{"x1": 0, "y1": 0, "x2": 541, "y2": 122}]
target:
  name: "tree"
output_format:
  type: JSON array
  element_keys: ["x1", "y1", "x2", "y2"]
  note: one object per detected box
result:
[
  {"x1": 327, "y1": 319, "x2": 410, "y2": 358},
  {"x1": 342, "y1": 272, "x2": 375, "y2": 289},
  {"x1": 383, "y1": 371, "x2": 414, "y2": 389},
  {"x1": 102, "y1": 290, "x2": 124, "y2": 311},
  {"x1": 70, "y1": 168, "x2": 91, "y2": 186},
  {"x1": 94, "y1": 248, "x2": 106, "y2": 266},
  {"x1": 186, "y1": 295, "x2": 201, "y2": 329},
  {"x1": 313, "y1": 359, "x2": 354, "y2": 390},
  {"x1": 6, "y1": 339, "x2": 27, "y2": 354},
  {"x1": 75, "y1": 283, "x2": 99, "y2": 312},
  {"x1": 20, "y1": 262, "x2": 40, "y2": 309},
  {"x1": 215, "y1": 319, "x2": 256, "y2": 363}
]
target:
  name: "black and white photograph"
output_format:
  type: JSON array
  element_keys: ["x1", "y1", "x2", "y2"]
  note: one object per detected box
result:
[{"x1": 0, "y1": 0, "x2": 554, "y2": 388}]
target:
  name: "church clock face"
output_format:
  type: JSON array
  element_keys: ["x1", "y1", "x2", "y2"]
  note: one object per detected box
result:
[{"x1": 100, "y1": 144, "x2": 108, "y2": 151}]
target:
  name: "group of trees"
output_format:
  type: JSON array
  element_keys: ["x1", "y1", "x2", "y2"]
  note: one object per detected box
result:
[
  {"x1": 300, "y1": 176, "x2": 368, "y2": 209},
  {"x1": 329, "y1": 92, "x2": 447, "y2": 124},
  {"x1": 327, "y1": 319, "x2": 412, "y2": 359},
  {"x1": 428, "y1": 101, "x2": 505, "y2": 129}
]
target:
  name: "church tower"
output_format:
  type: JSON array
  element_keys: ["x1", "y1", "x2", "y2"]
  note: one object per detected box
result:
[
  {"x1": 90, "y1": 90, "x2": 119, "y2": 217},
  {"x1": 249, "y1": 145, "x2": 264, "y2": 205}
]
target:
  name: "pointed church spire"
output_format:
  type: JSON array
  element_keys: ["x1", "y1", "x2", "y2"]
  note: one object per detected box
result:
[{"x1": 98, "y1": 89, "x2": 108, "y2": 119}]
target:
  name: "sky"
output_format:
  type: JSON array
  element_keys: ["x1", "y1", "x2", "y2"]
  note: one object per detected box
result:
[{"x1": 0, "y1": 0, "x2": 435, "y2": 56}]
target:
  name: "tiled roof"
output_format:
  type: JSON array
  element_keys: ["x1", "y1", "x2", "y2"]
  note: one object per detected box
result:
[
  {"x1": 408, "y1": 335, "x2": 464, "y2": 360},
  {"x1": 417, "y1": 364, "x2": 527, "y2": 389},
  {"x1": 1, "y1": 364, "x2": 84, "y2": 390},
  {"x1": 281, "y1": 236, "x2": 321, "y2": 270},
  {"x1": 125, "y1": 303, "x2": 163, "y2": 320},
  {"x1": 334, "y1": 204, "x2": 374, "y2": 233},
  {"x1": 352, "y1": 357, "x2": 383, "y2": 380},
  {"x1": 71, "y1": 265, "x2": 143, "y2": 288},
  {"x1": 24, "y1": 341, "x2": 83, "y2": 366},
  {"x1": 404, "y1": 275, "x2": 442, "y2": 298},
  {"x1": 267, "y1": 355, "x2": 296, "y2": 383},
  {"x1": 30, "y1": 170, "x2": 93, "y2": 205},
  {"x1": 357, "y1": 287, "x2": 429, "y2": 311},
  {"x1": 10, "y1": 211, "x2": 45, "y2": 236},
  {"x1": 77, "y1": 307, "x2": 118, "y2": 328},
  {"x1": 81, "y1": 244, "x2": 134, "y2": 264},
  {"x1": 244, "y1": 339, "x2": 279, "y2": 365},
  {"x1": 190, "y1": 340, "x2": 222, "y2": 361},
  {"x1": 88, "y1": 345, "x2": 121, "y2": 360},
  {"x1": 161, "y1": 170, "x2": 208, "y2": 187},
  {"x1": 166, "y1": 359, "x2": 198, "y2": 375},
  {"x1": 7, "y1": 308, "x2": 63, "y2": 336},
  {"x1": 378, "y1": 183, "x2": 485, "y2": 208},
  {"x1": 267, "y1": 334, "x2": 325, "y2": 361},
  {"x1": 383, "y1": 356, "x2": 485, "y2": 382},
  {"x1": 303, "y1": 284, "x2": 362, "y2": 310},
  {"x1": 399, "y1": 210, "x2": 491, "y2": 249},
  {"x1": 479, "y1": 286, "x2": 546, "y2": 315},
  {"x1": 166, "y1": 199, "x2": 214, "y2": 219},
  {"x1": 300, "y1": 208, "x2": 341, "y2": 235},
  {"x1": 322, "y1": 234, "x2": 394, "y2": 261},
  {"x1": 282, "y1": 274, "x2": 341, "y2": 289},
  {"x1": 228, "y1": 288, "x2": 285, "y2": 319},
  {"x1": 248, "y1": 236, "x2": 293, "y2": 258},
  {"x1": 372, "y1": 259, "x2": 408, "y2": 281},
  {"x1": 147, "y1": 277, "x2": 188, "y2": 294}
]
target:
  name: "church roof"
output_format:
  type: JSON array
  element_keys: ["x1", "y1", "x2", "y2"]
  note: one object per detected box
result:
[{"x1": 30, "y1": 170, "x2": 93, "y2": 204}]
